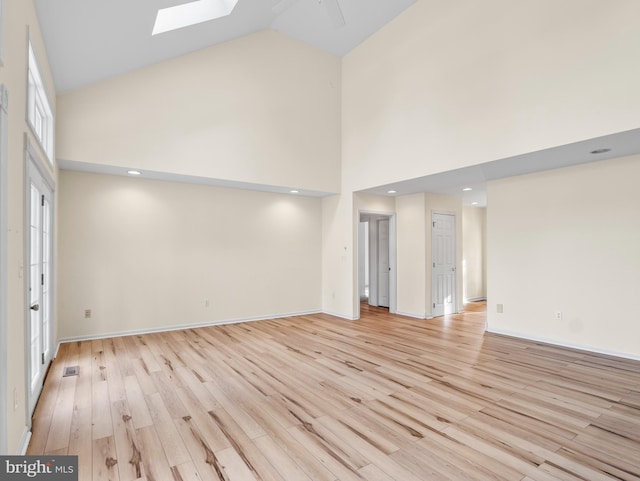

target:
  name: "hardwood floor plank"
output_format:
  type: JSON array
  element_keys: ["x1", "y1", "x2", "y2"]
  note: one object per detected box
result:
[
  {"x1": 251, "y1": 435, "x2": 319, "y2": 481},
  {"x1": 110, "y1": 399, "x2": 143, "y2": 481},
  {"x1": 174, "y1": 415, "x2": 231, "y2": 481},
  {"x1": 206, "y1": 408, "x2": 286, "y2": 481},
  {"x1": 170, "y1": 462, "x2": 206, "y2": 481},
  {"x1": 44, "y1": 375, "x2": 76, "y2": 453},
  {"x1": 93, "y1": 436, "x2": 120, "y2": 481},
  {"x1": 146, "y1": 392, "x2": 191, "y2": 467},
  {"x1": 28, "y1": 302, "x2": 640, "y2": 481},
  {"x1": 204, "y1": 381, "x2": 266, "y2": 440},
  {"x1": 92, "y1": 381, "x2": 113, "y2": 440},
  {"x1": 68, "y1": 342, "x2": 93, "y2": 481},
  {"x1": 123, "y1": 375, "x2": 153, "y2": 429},
  {"x1": 135, "y1": 425, "x2": 175, "y2": 481},
  {"x1": 103, "y1": 338, "x2": 127, "y2": 404},
  {"x1": 27, "y1": 344, "x2": 70, "y2": 455},
  {"x1": 287, "y1": 424, "x2": 365, "y2": 481}
]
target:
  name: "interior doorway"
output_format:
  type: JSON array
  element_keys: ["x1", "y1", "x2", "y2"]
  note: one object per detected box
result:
[{"x1": 358, "y1": 211, "x2": 396, "y2": 316}]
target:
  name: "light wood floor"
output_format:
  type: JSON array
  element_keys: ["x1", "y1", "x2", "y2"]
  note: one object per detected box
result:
[{"x1": 28, "y1": 302, "x2": 640, "y2": 481}]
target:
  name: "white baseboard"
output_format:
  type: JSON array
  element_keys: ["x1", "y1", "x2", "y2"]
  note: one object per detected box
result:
[
  {"x1": 17, "y1": 428, "x2": 31, "y2": 455},
  {"x1": 486, "y1": 327, "x2": 640, "y2": 362},
  {"x1": 56, "y1": 310, "x2": 322, "y2": 347},
  {"x1": 465, "y1": 297, "x2": 487, "y2": 302},
  {"x1": 396, "y1": 310, "x2": 426, "y2": 320},
  {"x1": 322, "y1": 310, "x2": 358, "y2": 321}
]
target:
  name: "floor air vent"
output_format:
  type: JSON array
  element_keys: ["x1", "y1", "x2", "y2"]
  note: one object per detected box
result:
[{"x1": 63, "y1": 366, "x2": 79, "y2": 377}]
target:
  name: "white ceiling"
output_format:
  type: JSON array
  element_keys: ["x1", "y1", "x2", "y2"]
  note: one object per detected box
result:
[
  {"x1": 34, "y1": 0, "x2": 416, "y2": 93},
  {"x1": 36, "y1": 1, "x2": 640, "y2": 202}
]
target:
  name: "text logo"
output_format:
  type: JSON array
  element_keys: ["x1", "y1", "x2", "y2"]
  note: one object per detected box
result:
[{"x1": 0, "y1": 456, "x2": 77, "y2": 480}]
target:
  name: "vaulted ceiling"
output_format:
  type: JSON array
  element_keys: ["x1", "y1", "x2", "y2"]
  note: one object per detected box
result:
[
  {"x1": 36, "y1": 1, "x2": 640, "y2": 204},
  {"x1": 34, "y1": 0, "x2": 416, "y2": 93}
]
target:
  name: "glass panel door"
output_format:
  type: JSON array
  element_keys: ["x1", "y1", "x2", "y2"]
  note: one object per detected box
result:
[{"x1": 27, "y1": 165, "x2": 53, "y2": 414}]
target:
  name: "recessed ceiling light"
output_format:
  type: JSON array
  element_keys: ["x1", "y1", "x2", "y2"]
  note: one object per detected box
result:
[
  {"x1": 127, "y1": 170, "x2": 141, "y2": 176},
  {"x1": 463, "y1": 187, "x2": 472, "y2": 191},
  {"x1": 590, "y1": 148, "x2": 611, "y2": 154},
  {"x1": 290, "y1": 190, "x2": 299, "y2": 194},
  {"x1": 152, "y1": 0, "x2": 239, "y2": 36},
  {"x1": 472, "y1": 202, "x2": 479, "y2": 205},
  {"x1": 387, "y1": 190, "x2": 397, "y2": 194}
]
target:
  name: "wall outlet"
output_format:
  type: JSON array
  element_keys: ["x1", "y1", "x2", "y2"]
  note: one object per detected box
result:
[
  {"x1": 205, "y1": 299, "x2": 210, "y2": 308},
  {"x1": 555, "y1": 311, "x2": 563, "y2": 320},
  {"x1": 84, "y1": 309, "x2": 92, "y2": 319},
  {"x1": 496, "y1": 303, "x2": 503, "y2": 313}
]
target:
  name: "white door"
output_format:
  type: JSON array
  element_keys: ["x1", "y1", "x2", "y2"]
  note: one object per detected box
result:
[
  {"x1": 377, "y1": 218, "x2": 390, "y2": 307},
  {"x1": 28, "y1": 168, "x2": 53, "y2": 414},
  {"x1": 432, "y1": 212, "x2": 456, "y2": 317}
]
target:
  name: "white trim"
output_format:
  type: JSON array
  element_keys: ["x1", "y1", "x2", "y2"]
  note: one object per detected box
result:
[
  {"x1": 24, "y1": 135, "x2": 55, "y2": 424},
  {"x1": 395, "y1": 310, "x2": 427, "y2": 320},
  {"x1": 465, "y1": 297, "x2": 487, "y2": 303},
  {"x1": 56, "y1": 310, "x2": 323, "y2": 345},
  {"x1": 17, "y1": 429, "x2": 31, "y2": 455},
  {"x1": 25, "y1": 36, "x2": 55, "y2": 166},
  {"x1": 486, "y1": 327, "x2": 640, "y2": 363},
  {"x1": 25, "y1": 135, "x2": 55, "y2": 190},
  {"x1": 322, "y1": 310, "x2": 357, "y2": 321},
  {"x1": 0, "y1": 84, "x2": 8, "y2": 455},
  {"x1": 0, "y1": 0, "x2": 4, "y2": 66}
]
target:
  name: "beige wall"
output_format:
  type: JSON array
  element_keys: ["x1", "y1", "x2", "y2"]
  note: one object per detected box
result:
[
  {"x1": 56, "y1": 30, "x2": 341, "y2": 194},
  {"x1": 396, "y1": 194, "x2": 426, "y2": 317},
  {"x1": 487, "y1": 155, "x2": 640, "y2": 358},
  {"x1": 394, "y1": 192, "x2": 463, "y2": 318},
  {"x1": 321, "y1": 193, "x2": 355, "y2": 318},
  {"x1": 342, "y1": 0, "x2": 640, "y2": 192},
  {"x1": 0, "y1": 0, "x2": 57, "y2": 454},
  {"x1": 58, "y1": 171, "x2": 322, "y2": 339},
  {"x1": 328, "y1": 0, "x2": 640, "y2": 320},
  {"x1": 463, "y1": 206, "x2": 486, "y2": 301}
]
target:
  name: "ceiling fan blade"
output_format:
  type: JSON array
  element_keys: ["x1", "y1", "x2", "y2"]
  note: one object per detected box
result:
[
  {"x1": 272, "y1": 0, "x2": 299, "y2": 15},
  {"x1": 321, "y1": 0, "x2": 345, "y2": 29}
]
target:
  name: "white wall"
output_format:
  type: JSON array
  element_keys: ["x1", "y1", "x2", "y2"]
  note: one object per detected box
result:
[
  {"x1": 321, "y1": 194, "x2": 355, "y2": 318},
  {"x1": 396, "y1": 194, "x2": 427, "y2": 318},
  {"x1": 463, "y1": 206, "x2": 486, "y2": 301},
  {"x1": 487, "y1": 155, "x2": 640, "y2": 359},
  {"x1": 56, "y1": 30, "x2": 341, "y2": 194},
  {"x1": 342, "y1": 0, "x2": 640, "y2": 192},
  {"x1": 0, "y1": 0, "x2": 57, "y2": 454},
  {"x1": 325, "y1": 0, "x2": 640, "y2": 320},
  {"x1": 58, "y1": 171, "x2": 322, "y2": 339}
]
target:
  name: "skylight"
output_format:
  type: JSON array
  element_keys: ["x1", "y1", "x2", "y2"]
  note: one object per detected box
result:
[{"x1": 152, "y1": 0, "x2": 239, "y2": 35}]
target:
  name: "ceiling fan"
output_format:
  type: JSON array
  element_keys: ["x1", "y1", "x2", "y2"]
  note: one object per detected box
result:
[{"x1": 272, "y1": 0, "x2": 346, "y2": 29}]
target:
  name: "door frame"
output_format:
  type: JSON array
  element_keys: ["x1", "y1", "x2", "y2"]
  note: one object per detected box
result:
[
  {"x1": 376, "y1": 217, "x2": 391, "y2": 308},
  {"x1": 357, "y1": 210, "x2": 397, "y2": 318},
  {"x1": 0, "y1": 84, "x2": 8, "y2": 454},
  {"x1": 24, "y1": 135, "x2": 55, "y2": 421},
  {"x1": 431, "y1": 210, "x2": 457, "y2": 317}
]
